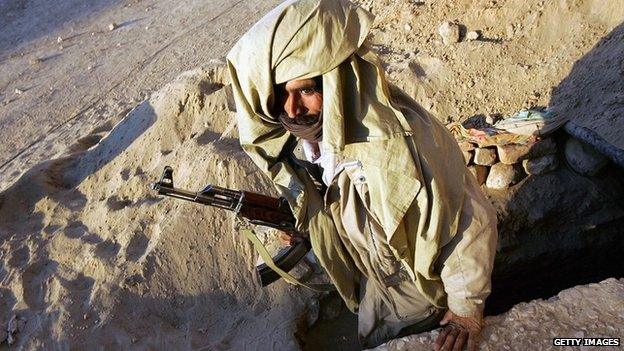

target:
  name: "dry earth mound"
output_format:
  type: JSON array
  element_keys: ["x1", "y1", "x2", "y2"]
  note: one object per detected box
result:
[{"x1": 0, "y1": 66, "x2": 315, "y2": 350}]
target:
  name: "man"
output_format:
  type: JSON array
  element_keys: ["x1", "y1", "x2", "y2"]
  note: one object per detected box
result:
[{"x1": 227, "y1": 0, "x2": 498, "y2": 349}]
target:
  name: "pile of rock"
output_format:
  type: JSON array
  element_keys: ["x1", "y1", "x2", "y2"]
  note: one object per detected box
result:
[{"x1": 459, "y1": 138, "x2": 559, "y2": 190}]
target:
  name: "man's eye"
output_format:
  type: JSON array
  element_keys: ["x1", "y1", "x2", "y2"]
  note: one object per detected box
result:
[{"x1": 300, "y1": 88, "x2": 315, "y2": 95}]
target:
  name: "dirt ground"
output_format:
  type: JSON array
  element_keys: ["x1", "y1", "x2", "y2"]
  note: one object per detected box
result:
[
  {"x1": 0, "y1": 0, "x2": 284, "y2": 191},
  {"x1": 3, "y1": 0, "x2": 623, "y2": 191},
  {"x1": 1, "y1": 0, "x2": 623, "y2": 350}
]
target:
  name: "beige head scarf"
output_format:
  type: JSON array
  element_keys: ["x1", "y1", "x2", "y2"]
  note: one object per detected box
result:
[
  {"x1": 227, "y1": 0, "x2": 413, "y2": 213},
  {"x1": 227, "y1": 0, "x2": 466, "y2": 310}
]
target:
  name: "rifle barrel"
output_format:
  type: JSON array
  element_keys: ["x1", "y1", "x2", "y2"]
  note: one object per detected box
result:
[{"x1": 151, "y1": 183, "x2": 241, "y2": 211}]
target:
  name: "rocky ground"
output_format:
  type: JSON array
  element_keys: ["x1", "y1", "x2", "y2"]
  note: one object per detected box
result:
[
  {"x1": 1, "y1": 0, "x2": 623, "y2": 350},
  {"x1": 375, "y1": 278, "x2": 624, "y2": 351}
]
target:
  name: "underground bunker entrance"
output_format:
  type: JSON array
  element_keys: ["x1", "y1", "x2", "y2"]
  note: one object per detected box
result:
[
  {"x1": 300, "y1": 160, "x2": 624, "y2": 350},
  {"x1": 301, "y1": 253, "x2": 624, "y2": 350}
]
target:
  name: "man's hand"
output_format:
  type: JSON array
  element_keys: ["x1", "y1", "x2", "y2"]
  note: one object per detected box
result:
[
  {"x1": 433, "y1": 310, "x2": 483, "y2": 351},
  {"x1": 277, "y1": 230, "x2": 306, "y2": 246}
]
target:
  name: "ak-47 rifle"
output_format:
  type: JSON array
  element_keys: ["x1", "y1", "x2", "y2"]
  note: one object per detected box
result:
[{"x1": 149, "y1": 166, "x2": 310, "y2": 287}]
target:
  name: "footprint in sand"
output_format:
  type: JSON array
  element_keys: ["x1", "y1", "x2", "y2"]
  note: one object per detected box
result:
[
  {"x1": 0, "y1": 288, "x2": 17, "y2": 318},
  {"x1": 94, "y1": 240, "x2": 121, "y2": 261},
  {"x1": 21, "y1": 259, "x2": 58, "y2": 310},
  {"x1": 106, "y1": 195, "x2": 132, "y2": 211},
  {"x1": 120, "y1": 168, "x2": 131, "y2": 181},
  {"x1": 8, "y1": 246, "x2": 29, "y2": 268},
  {"x1": 58, "y1": 273, "x2": 94, "y2": 302},
  {"x1": 65, "y1": 220, "x2": 89, "y2": 239},
  {"x1": 125, "y1": 232, "x2": 150, "y2": 262}
]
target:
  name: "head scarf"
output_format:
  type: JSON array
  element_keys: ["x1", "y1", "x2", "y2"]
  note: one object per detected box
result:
[{"x1": 226, "y1": 0, "x2": 410, "y2": 199}]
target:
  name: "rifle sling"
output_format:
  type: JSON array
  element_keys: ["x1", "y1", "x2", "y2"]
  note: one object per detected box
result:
[{"x1": 241, "y1": 229, "x2": 335, "y2": 292}]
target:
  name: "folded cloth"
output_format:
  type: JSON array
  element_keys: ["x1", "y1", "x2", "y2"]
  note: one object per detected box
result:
[
  {"x1": 494, "y1": 109, "x2": 567, "y2": 137},
  {"x1": 447, "y1": 122, "x2": 536, "y2": 147}
]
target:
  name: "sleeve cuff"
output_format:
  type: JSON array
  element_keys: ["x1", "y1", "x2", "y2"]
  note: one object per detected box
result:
[{"x1": 447, "y1": 295, "x2": 484, "y2": 319}]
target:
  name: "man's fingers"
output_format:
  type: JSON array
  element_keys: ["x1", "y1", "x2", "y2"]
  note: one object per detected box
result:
[
  {"x1": 439, "y1": 310, "x2": 453, "y2": 325},
  {"x1": 452, "y1": 329, "x2": 469, "y2": 351},
  {"x1": 278, "y1": 232, "x2": 293, "y2": 245},
  {"x1": 441, "y1": 328, "x2": 460, "y2": 351},
  {"x1": 278, "y1": 230, "x2": 306, "y2": 246},
  {"x1": 466, "y1": 330, "x2": 481, "y2": 351},
  {"x1": 434, "y1": 326, "x2": 453, "y2": 351}
]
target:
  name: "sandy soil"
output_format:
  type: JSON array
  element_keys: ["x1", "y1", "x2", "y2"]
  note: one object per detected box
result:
[
  {"x1": 357, "y1": 0, "x2": 624, "y2": 149},
  {"x1": 1, "y1": 66, "x2": 321, "y2": 350},
  {"x1": 0, "y1": 0, "x2": 284, "y2": 191},
  {"x1": 1, "y1": 0, "x2": 623, "y2": 350}
]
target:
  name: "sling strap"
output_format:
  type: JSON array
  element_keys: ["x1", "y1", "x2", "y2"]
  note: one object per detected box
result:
[{"x1": 241, "y1": 229, "x2": 335, "y2": 292}]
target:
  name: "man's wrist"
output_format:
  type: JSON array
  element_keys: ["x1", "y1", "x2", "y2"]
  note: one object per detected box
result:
[{"x1": 447, "y1": 295, "x2": 484, "y2": 320}]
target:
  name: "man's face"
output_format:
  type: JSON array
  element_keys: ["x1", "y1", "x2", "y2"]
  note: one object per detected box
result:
[{"x1": 275, "y1": 78, "x2": 323, "y2": 125}]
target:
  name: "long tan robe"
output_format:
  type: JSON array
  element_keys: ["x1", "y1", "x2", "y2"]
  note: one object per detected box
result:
[
  {"x1": 226, "y1": 0, "x2": 498, "y2": 346},
  {"x1": 327, "y1": 146, "x2": 496, "y2": 347}
]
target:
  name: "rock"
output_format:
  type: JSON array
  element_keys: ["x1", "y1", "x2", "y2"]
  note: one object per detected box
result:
[
  {"x1": 57, "y1": 36, "x2": 63, "y2": 43},
  {"x1": 485, "y1": 114, "x2": 497, "y2": 125},
  {"x1": 468, "y1": 165, "x2": 489, "y2": 185},
  {"x1": 497, "y1": 143, "x2": 532, "y2": 164},
  {"x1": 29, "y1": 57, "x2": 43, "y2": 65},
  {"x1": 462, "y1": 150, "x2": 473, "y2": 165},
  {"x1": 438, "y1": 21, "x2": 460, "y2": 45},
  {"x1": 474, "y1": 147, "x2": 497, "y2": 165},
  {"x1": 522, "y1": 154, "x2": 558, "y2": 175},
  {"x1": 564, "y1": 138, "x2": 609, "y2": 176},
  {"x1": 108, "y1": 22, "x2": 118, "y2": 31},
  {"x1": 486, "y1": 163, "x2": 521, "y2": 189},
  {"x1": 466, "y1": 30, "x2": 480, "y2": 41},
  {"x1": 404, "y1": 23, "x2": 412, "y2": 31},
  {"x1": 14, "y1": 88, "x2": 24, "y2": 95},
  {"x1": 458, "y1": 141, "x2": 475, "y2": 152},
  {"x1": 528, "y1": 138, "x2": 557, "y2": 158},
  {"x1": 506, "y1": 23, "x2": 515, "y2": 38}
]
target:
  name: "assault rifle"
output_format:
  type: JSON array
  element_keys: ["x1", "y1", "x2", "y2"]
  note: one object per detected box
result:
[{"x1": 149, "y1": 166, "x2": 311, "y2": 287}]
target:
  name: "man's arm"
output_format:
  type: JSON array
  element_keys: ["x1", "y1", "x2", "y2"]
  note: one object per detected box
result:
[{"x1": 435, "y1": 168, "x2": 498, "y2": 350}]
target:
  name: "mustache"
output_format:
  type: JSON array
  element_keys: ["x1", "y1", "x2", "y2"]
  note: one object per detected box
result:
[{"x1": 279, "y1": 112, "x2": 321, "y2": 126}]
